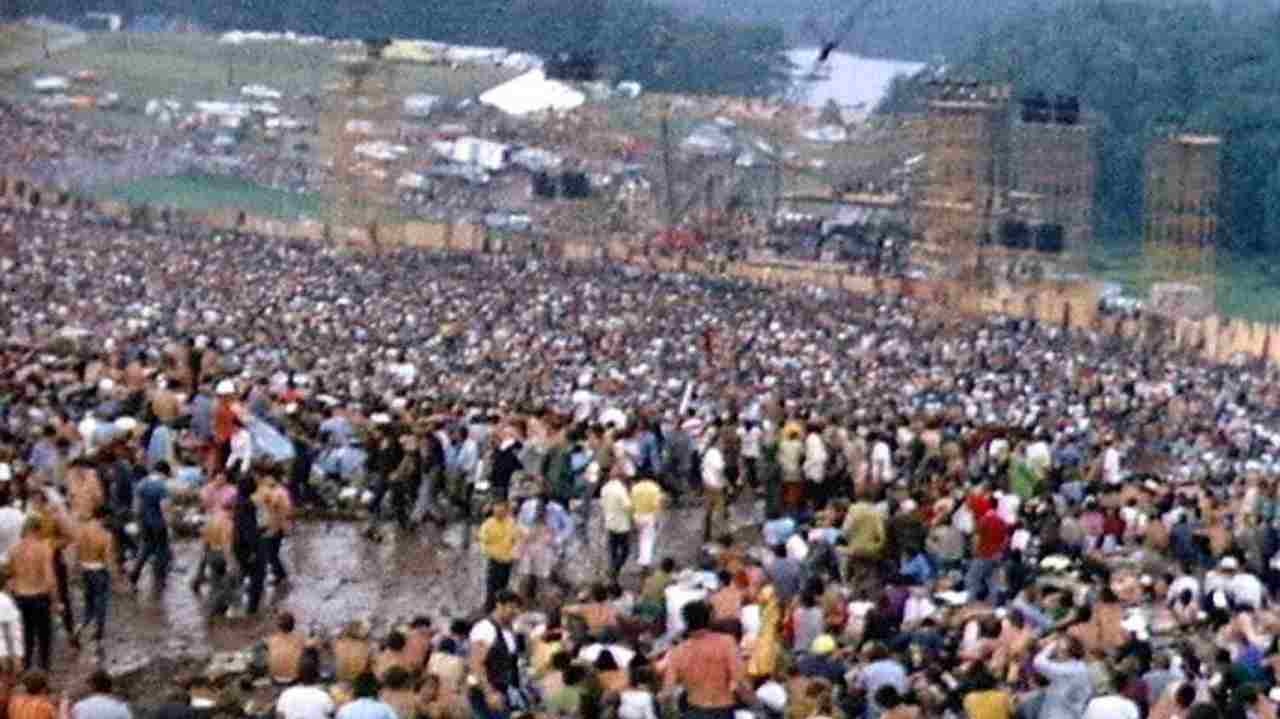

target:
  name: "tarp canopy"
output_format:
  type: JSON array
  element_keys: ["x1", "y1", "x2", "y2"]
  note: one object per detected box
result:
[{"x1": 479, "y1": 70, "x2": 586, "y2": 116}]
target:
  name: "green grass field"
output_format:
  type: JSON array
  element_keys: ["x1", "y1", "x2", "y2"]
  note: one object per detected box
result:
[
  {"x1": 0, "y1": 24, "x2": 43, "y2": 57},
  {"x1": 92, "y1": 172, "x2": 421, "y2": 225},
  {"x1": 93, "y1": 173, "x2": 323, "y2": 219},
  {"x1": 1089, "y1": 242, "x2": 1280, "y2": 323},
  {"x1": 0, "y1": 32, "x2": 517, "y2": 116}
]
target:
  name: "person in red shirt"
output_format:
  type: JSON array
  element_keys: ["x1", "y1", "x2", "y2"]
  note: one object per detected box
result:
[
  {"x1": 210, "y1": 380, "x2": 239, "y2": 475},
  {"x1": 966, "y1": 486, "x2": 994, "y2": 522},
  {"x1": 1101, "y1": 507, "x2": 1127, "y2": 549},
  {"x1": 966, "y1": 508, "x2": 1010, "y2": 603}
]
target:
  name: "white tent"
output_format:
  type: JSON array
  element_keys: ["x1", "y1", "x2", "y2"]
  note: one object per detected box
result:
[
  {"x1": 32, "y1": 76, "x2": 69, "y2": 93},
  {"x1": 479, "y1": 70, "x2": 585, "y2": 117}
]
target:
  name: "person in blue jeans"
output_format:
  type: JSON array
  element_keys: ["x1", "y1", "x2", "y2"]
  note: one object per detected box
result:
[
  {"x1": 131, "y1": 462, "x2": 171, "y2": 592},
  {"x1": 75, "y1": 506, "x2": 117, "y2": 655}
]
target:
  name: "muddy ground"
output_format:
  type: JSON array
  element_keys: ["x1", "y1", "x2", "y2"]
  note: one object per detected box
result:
[{"x1": 55, "y1": 496, "x2": 763, "y2": 699}]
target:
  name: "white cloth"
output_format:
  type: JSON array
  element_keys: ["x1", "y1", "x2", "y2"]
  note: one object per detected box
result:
[
  {"x1": 996, "y1": 493, "x2": 1021, "y2": 525},
  {"x1": 803, "y1": 433, "x2": 828, "y2": 483},
  {"x1": 740, "y1": 426, "x2": 762, "y2": 460},
  {"x1": 227, "y1": 428, "x2": 253, "y2": 474},
  {"x1": 469, "y1": 620, "x2": 517, "y2": 654},
  {"x1": 1168, "y1": 575, "x2": 1201, "y2": 604},
  {"x1": 1204, "y1": 570, "x2": 1231, "y2": 597},
  {"x1": 871, "y1": 441, "x2": 895, "y2": 483},
  {"x1": 1083, "y1": 695, "x2": 1140, "y2": 719},
  {"x1": 1103, "y1": 446, "x2": 1123, "y2": 485},
  {"x1": 276, "y1": 686, "x2": 335, "y2": 719},
  {"x1": 702, "y1": 447, "x2": 726, "y2": 490},
  {"x1": 902, "y1": 596, "x2": 937, "y2": 628},
  {"x1": 571, "y1": 389, "x2": 599, "y2": 423},
  {"x1": 635, "y1": 515, "x2": 658, "y2": 568},
  {"x1": 617, "y1": 691, "x2": 659, "y2": 719},
  {"x1": 600, "y1": 479, "x2": 633, "y2": 534},
  {"x1": 664, "y1": 586, "x2": 708, "y2": 639},
  {"x1": 578, "y1": 643, "x2": 636, "y2": 668},
  {"x1": 1229, "y1": 573, "x2": 1265, "y2": 609},
  {"x1": 1026, "y1": 441, "x2": 1052, "y2": 476},
  {"x1": 0, "y1": 592, "x2": 22, "y2": 660},
  {"x1": 0, "y1": 506, "x2": 26, "y2": 561}
]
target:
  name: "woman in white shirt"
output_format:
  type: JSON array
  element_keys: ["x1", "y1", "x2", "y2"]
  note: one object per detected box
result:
[
  {"x1": 226, "y1": 414, "x2": 253, "y2": 477},
  {"x1": 870, "y1": 435, "x2": 895, "y2": 485},
  {"x1": 803, "y1": 426, "x2": 829, "y2": 486},
  {"x1": 701, "y1": 435, "x2": 727, "y2": 541},
  {"x1": 616, "y1": 668, "x2": 659, "y2": 719}
]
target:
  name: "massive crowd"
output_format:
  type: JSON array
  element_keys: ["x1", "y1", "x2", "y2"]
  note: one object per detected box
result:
[{"x1": 0, "y1": 197, "x2": 1278, "y2": 719}]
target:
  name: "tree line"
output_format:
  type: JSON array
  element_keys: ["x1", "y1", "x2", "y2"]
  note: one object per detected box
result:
[{"x1": 948, "y1": 0, "x2": 1280, "y2": 255}]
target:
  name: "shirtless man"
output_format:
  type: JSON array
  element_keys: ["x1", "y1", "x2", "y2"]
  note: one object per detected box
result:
[
  {"x1": 254, "y1": 475, "x2": 293, "y2": 585},
  {"x1": 9, "y1": 519, "x2": 57, "y2": 670},
  {"x1": 73, "y1": 507, "x2": 119, "y2": 656},
  {"x1": 192, "y1": 498, "x2": 236, "y2": 616},
  {"x1": 66, "y1": 458, "x2": 105, "y2": 523},
  {"x1": 26, "y1": 490, "x2": 77, "y2": 653},
  {"x1": 266, "y1": 611, "x2": 308, "y2": 685}
]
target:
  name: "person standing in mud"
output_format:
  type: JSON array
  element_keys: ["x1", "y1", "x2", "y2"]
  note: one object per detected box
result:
[
  {"x1": 26, "y1": 490, "x2": 77, "y2": 653},
  {"x1": 234, "y1": 474, "x2": 264, "y2": 617},
  {"x1": 254, "y1": 474, "x2": 293, "y2": 588},
  {"x1": 10, "y1": 519, "x2": 56, "y2": 670},
  {"x1": 72, "y1": 506, "x2": 118, "y2": 657},
  {"x1": 477, "y1": 501, "x2": 518, "y2": 613},
  {"x1": 211, "y1": 381, "x2": 240, "y2": 475},
  {"x1": 365, "y1": 418, "x2": 404, "y2": 539},
  {"x1": 380, "y1": 428, "x2": 420, "y2": 534},
  {"x1": 130, "y1": 462, "x2": 171, "y2": 594}
]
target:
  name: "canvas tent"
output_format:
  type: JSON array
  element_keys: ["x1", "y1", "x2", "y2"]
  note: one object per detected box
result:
[{"x1": 479, "y1": 70, "x2": 586, "y2": 116}]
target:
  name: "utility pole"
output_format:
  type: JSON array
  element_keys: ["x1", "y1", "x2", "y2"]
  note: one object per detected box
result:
[{"x1": 660, "y1": 106, "x2": 676, "y2": 239}]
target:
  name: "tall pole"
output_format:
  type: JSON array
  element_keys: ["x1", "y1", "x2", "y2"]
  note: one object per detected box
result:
[{"x1": 660, "y1": 106, "x2": 675, "y2": 231}]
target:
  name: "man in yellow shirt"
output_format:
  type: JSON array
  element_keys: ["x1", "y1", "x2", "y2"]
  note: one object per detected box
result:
[
  {"x1": 630, "y1": 474, "x2": 665, "y2": 570},
  {"x1": 477, "y1": 501, "x2": 518, "y2": 612}
]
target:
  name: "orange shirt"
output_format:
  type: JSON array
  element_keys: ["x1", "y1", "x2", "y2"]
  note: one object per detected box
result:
[
  {"x1": 8, "y1": 693, "x2": 55, "y2": 719},
  {"x1": 214, "y1": 400, "x2": 239, "y2": 444},
  {"x1": 663, "y1": 631, "x2": 742, "y2": 709}
]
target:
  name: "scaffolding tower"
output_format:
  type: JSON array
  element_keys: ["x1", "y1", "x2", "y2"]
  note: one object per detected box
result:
[{"x1": 1143, "y1": 131, "x2": 1220, "y2": 319}]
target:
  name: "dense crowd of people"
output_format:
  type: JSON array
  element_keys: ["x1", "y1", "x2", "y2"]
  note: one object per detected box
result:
[{"x1": 0, "y1": 196, "x2": 1280, "y2": 719}]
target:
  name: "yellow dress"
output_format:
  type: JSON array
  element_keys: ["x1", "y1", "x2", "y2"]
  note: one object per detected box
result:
[{"x1": 748, "y1": 585, "x2": 782, "y2": 678}]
